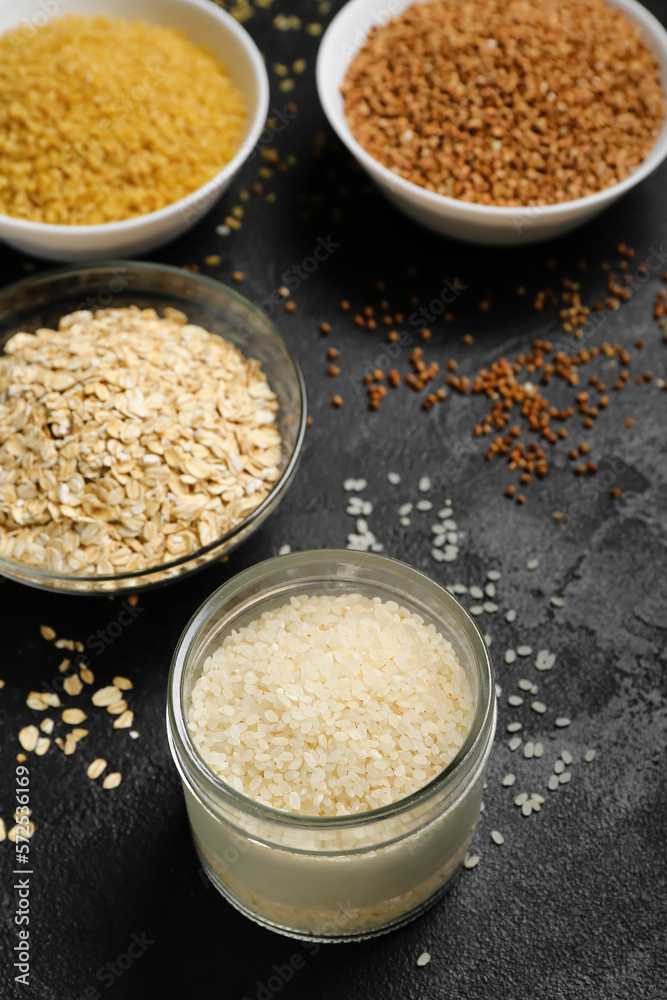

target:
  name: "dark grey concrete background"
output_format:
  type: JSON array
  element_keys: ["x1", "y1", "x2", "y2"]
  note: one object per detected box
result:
[{"x1": 1, "y1": 1, "x2": 666, "y2": 997}]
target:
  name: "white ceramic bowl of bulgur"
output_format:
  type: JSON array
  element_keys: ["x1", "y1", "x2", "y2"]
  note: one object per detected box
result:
[
  {"x1": 317, "y1": 0, "x2": 667, "y2": 244},
  {"x1": 0, "y1": 0, "x2": 269, "y2": 261}
]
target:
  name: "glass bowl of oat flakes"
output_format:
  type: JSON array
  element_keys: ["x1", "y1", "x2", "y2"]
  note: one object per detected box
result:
[{"x1": 0, "y1": 262, "x2": 306, "y2": 594}]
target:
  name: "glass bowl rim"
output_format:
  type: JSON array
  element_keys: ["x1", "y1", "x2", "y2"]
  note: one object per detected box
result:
[
  {"x1": 0, "y1": 260, "x2": 307, "y2": 584},
  {"x1": 168, "y1": 547, "x2": 496, "y2": 830}
]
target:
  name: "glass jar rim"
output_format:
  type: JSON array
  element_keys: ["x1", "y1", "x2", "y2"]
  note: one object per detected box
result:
[{"x1": 168, "y1": 548, "x2": 495, "y2": 830}]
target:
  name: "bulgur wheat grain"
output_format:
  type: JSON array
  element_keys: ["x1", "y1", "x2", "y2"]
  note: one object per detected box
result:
[{"x1": 0, "y1": 16, "x2": 246, "y2": 224}]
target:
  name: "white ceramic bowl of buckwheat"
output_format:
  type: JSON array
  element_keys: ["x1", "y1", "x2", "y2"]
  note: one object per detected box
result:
[
  {"x1": 0, "y1": 0, "x2": 268, "y2": 261},
  {"x1": 317, "y1": 0, "x2": 667, "y2": 244}
]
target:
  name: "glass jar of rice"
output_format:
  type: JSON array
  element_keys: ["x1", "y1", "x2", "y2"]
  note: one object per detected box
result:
[{"x1": 167, "y1": 549, "x2": 496, "y2": 941}]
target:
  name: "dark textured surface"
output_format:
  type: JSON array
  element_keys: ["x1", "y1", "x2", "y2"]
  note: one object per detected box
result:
[{"x1": 1, "y1": 2, "x2": 667, "y2": 997}]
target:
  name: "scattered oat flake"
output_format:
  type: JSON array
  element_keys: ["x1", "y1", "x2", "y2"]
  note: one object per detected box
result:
[
  {"x1": 40, "y1": 718, "x2": 54, "y2": 734},
  {"x1": 80, "y1": 668, "x2": 94, "y2": 685},
  {"x1": 113, "y1": 676, "x2": 133, "y2": 691},
  {"x1": 40, "y1": 625, "x2": 56, "y2": 641},
  {"x1": 92, "y1": 685, "x2": 122, "y2": 707},
  {"x1": 8, "y1": 822, "x2": 35, "y2": 842},
  {"x1": 18, "y1": 725, "x2": 39, "y2": 751},
  {"x1": 103, "y1": 772, "x2": 122, "y2": 790},
  {"x1": 63, "y1": 674, "x2": 83, "y2": 697},
  {"x1": 107, "y1": 699, "x2": 128, "y2": 715},
  {"x1": 113, "y1": 710, "x2": 134, "y2": 730},
  {"x1": 416, "y1": 952, "x2": 431, "y2": 967},
  {"x1": 35, "y1": 737, "x2": 50, "y2": 756},
  {"x1": 87, "y1": 758, "x2": 107, "y2": 780},
  {"x1": 62, "y1": 708, "x2": 87, "y2": 725}
]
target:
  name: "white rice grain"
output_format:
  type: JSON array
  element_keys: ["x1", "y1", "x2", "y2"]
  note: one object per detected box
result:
[{"x1": 188, "y1": 593, "x2": 474, "y2": 817}]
